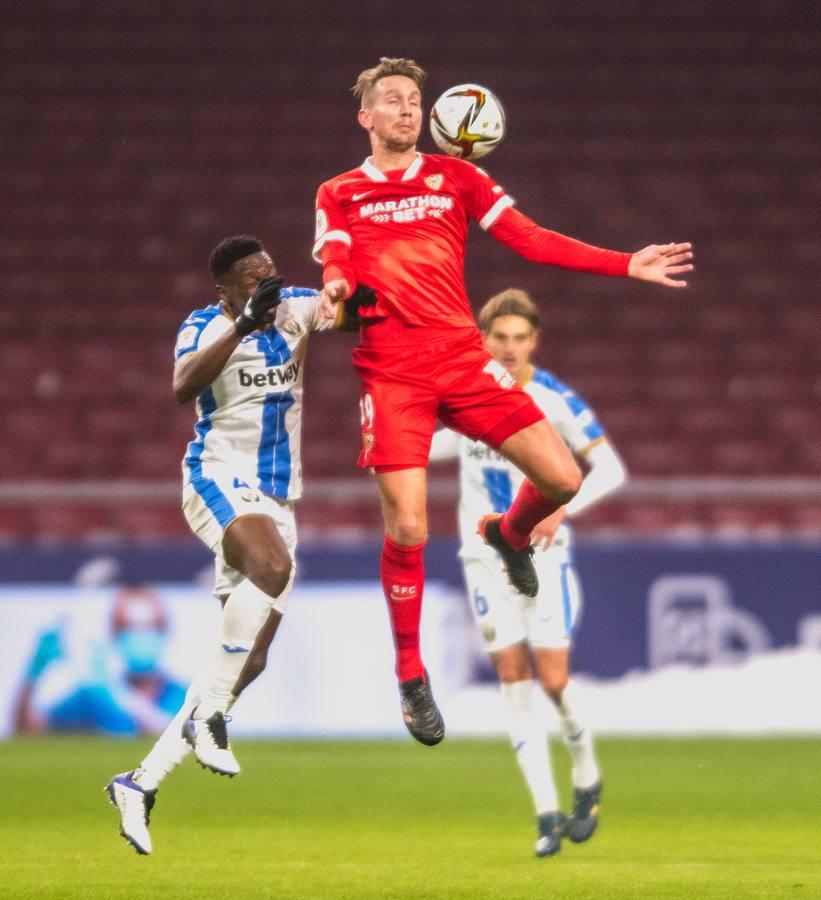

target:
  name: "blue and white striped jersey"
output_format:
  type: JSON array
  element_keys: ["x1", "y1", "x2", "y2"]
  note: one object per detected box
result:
[
  {"x1": 430, "y1": 368, "x2": 606, "y2": 559},
  {"x1": 175, "y1": 287, "x2": 332, "y2": 501}
]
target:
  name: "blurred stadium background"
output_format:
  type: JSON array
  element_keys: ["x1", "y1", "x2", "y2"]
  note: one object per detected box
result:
[
  {"x1": 2, "y1": 0, "x2": 819, "y2": 543},
  {"x1": 1, "y1": 2, "x2": 820, "y2": 894},
  {"x1": 3, "y1": 0, "x2": 820, "y2": 541},
  {"x1": 3, "y1": 0, "x2": 820, "y2": 716}
]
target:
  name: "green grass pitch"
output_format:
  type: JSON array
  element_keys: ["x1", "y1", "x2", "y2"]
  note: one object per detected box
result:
[{"x1": 0, "y1": 736, "x2": 818, "y2": 899}]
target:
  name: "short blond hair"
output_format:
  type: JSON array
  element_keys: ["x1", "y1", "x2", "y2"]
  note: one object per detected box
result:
[
  {"x1": 478, "y1": 289, "x2": 540, "y2": 333},
  {"x1": 352, "y1": 57, "x2": 427, "y2": 107}
]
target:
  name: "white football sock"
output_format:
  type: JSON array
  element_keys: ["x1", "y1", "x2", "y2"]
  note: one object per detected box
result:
[
  {"x1": 555, "y1": 681, "x2": 600, "y2": 788},
  {"x1": 133, "y1": 679, "x2": 203, "y2": 791},
  {"x1": 194, "y1": 578, "x2": 274, "y2": 721},
  {"x1": 500, "y1": 680, "x2": 558, "y2": 815}
]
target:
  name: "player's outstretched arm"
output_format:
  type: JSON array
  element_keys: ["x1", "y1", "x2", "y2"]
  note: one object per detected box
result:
[
  {"x1": 317, "y1": 236, "x2": 357, "y2": 321},
  {"x1": 627, "y1": 242, "x2": 694, "y2": 288},
  {"x1": 489, "y1": 208, "x2": 694, "y2": 287},
  {"x1": 489, "y1": 207, "x2": 631, "y2": 276}
]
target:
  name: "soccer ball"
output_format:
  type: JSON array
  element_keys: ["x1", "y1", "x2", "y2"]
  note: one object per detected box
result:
[{"x1": 429, "y1": 84, "x2": 506, "y2": 160}]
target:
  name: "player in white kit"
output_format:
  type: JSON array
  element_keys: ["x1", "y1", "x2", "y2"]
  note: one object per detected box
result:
[
  {"x1": 429, "y1": 289, "x2": 626, "y2": 858},
  {"x1": 106, "y1": 235, "x2": 342, "y2": 854}
]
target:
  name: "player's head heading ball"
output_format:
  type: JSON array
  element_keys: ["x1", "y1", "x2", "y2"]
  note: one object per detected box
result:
[
  {"x1": 478, "y1": 289, "x2": 540, "y2": 334},
  {"x1": 354, "y1": 59, "x2": 426, "y2": 155},
  {"x1": 352, "y1": 57, "x2": 426, "y2": 109}
]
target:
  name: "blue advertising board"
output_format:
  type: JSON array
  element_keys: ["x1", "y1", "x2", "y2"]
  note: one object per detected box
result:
[{"x1": 1, "y1": 539, "x2": 819, "y2": 679}]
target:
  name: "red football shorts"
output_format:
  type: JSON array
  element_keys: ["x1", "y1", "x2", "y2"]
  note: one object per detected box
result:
[{"x1": 352, "y1": 319, "x2": 544, "y2": 469}]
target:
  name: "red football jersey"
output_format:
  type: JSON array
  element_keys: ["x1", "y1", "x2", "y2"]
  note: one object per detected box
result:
[{"x1": 314, "y1": 153, "x2": 512, "y2": 328}]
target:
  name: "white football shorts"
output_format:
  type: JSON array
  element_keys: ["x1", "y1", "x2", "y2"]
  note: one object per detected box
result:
[
  {"x1": 463, "y1": 549, "x2": 582, "y2": 653},
  {"x1": 182, "y1": 467, "x2": 297, "y2": 604}
]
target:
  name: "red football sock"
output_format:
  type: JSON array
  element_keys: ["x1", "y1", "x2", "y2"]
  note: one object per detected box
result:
[
  {"x1": 380, "y1": 535, "x2": 426, "y2": 682},
  {"x1": 500, "y1": 479, "x2": 563, "y2": 550}
]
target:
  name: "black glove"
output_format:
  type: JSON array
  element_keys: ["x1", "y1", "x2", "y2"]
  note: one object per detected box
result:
[
  {"x1": 234, "y1": 275, "x2": 284, "y2": 337},
  {"x1": 343, "y1": 284, "x2": 378, "y2": 326}
]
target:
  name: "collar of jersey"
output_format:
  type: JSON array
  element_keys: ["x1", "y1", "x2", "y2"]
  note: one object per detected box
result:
[{"x1": 360, "y1": 153, "x2": 423, "y2": 182}]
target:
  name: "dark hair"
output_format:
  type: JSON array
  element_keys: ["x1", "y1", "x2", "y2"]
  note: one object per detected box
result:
[
  {"x1": 209, "y1": 235, "x2": 263, "y2": 282},
  {"x1": 478, "y1": 288, "x2": 540, "y2": 332},
  {"x1": 352, "y1": 57, "x2": 426, "y2": 107}
]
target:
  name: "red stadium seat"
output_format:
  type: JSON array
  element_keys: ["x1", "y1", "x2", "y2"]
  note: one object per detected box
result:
[
  {"x1": 112, "y1": 506, "x2": 189, "y2": 540},
  {"x1": 3, "y1": 1, "x2": 817, "y2": 539},
  {"x1": 790, "y1": 505, "x2": 821, "y2": 537},
  {"x1": 125, "y1": 440, "x2": 181, "y2": 480},
  {"x1": 29, "y1": 505, "x2": 118, "y2": 542},
  {"x1": 710, "y1": 438, "x2": 790, "y2": 476},
  {"x1": 0, "y1": 506, "x2": 34, "y2": 541}
]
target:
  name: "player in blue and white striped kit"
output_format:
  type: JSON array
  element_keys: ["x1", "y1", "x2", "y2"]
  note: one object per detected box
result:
[
  {"x1": 429, "y1": 288, "x2": 626, "y2": 858},
  {"x1": 107, "y1": 235, "x2": 342, "y2": 854}
]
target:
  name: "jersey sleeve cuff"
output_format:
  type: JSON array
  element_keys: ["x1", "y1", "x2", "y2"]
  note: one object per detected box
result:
[
  {"x1": 311, "y1": 230, "x2": 352, "y2": 263},
  {"x1": 479, "y1": 195, "x2": 515, "y2": 231},
  {"x1": 577, "y1": 435, "x2": 607, "y2": 456}
]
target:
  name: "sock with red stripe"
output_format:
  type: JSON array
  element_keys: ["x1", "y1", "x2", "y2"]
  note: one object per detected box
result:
[
  {"x1": 380, "y1": 535, "x2": 426, "y2": 683},
  {"x1": 500, "y1": 479, "x2": 563, "y2": 550}
]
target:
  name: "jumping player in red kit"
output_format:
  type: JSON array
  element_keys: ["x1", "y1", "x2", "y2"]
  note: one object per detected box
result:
[{"x1": 314, "y1": 58, "x2": 693, "y2": 746}]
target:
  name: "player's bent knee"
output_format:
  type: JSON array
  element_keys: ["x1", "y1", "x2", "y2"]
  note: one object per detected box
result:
[
  {"x1": 536, "y1": 465, "x2": 582, "y2": 505},
  {"x1": 526, "y1": 459, "x2": 582, "y2": 505},
  {"x1": 543, "y1": 673, "x2": 569, "y2": 700},
  {"x1": 555, "y1": 464, "x2": 583, "y2": 501},
  {"x1": 389, "y1": 517, "x2": 428, "y2": 546},
  {"x1": 250, "y1": 552, "x2": 292, "y2": 600},
  {"x1": 494, "y1": 655, "x2": 533, "y2": 684}
]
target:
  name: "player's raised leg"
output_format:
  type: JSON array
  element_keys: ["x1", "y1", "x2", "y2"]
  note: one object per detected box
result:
[
  {"x1": 534, "y1": 648, "x2": 602, "y2": 843},
  {"x1": 105, "y1": 677, "x2": 203, "y2": 854},
  {"x1": 184, "y1": 513, "x2": 292, "y2": 775},
  {"x1": 106, "y1": 595, "x2": 287, "y2": 853},
  {"x1": 501, "y1": 417, "x2": 583, "y2": 533},
  {"x1": 376, "y1": 466, "x2": 444, "y2": 746},
  {"x1": 479, "y1": 418, "x2": 582, "y2": 597}
]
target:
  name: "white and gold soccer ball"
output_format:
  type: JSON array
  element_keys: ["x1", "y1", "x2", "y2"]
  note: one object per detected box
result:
[{"x1": 429, "y1": 83, "x2": 506, "y2": 160}]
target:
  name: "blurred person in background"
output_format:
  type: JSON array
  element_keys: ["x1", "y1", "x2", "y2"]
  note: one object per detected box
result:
[
  {"x1": 429, "y1": 289, "x2": 626, "y2": 857},
  {"x1": 13, "y1": 583, "x2": 185, "y2": 735}
]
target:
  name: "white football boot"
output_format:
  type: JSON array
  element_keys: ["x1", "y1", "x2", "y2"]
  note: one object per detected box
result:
[
  {"x1": 105, "y1": 771, "x2": 156, "y2": 855},
  {"x1": 182, "y1": 710, "x2": 240, "y2": 776}
]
